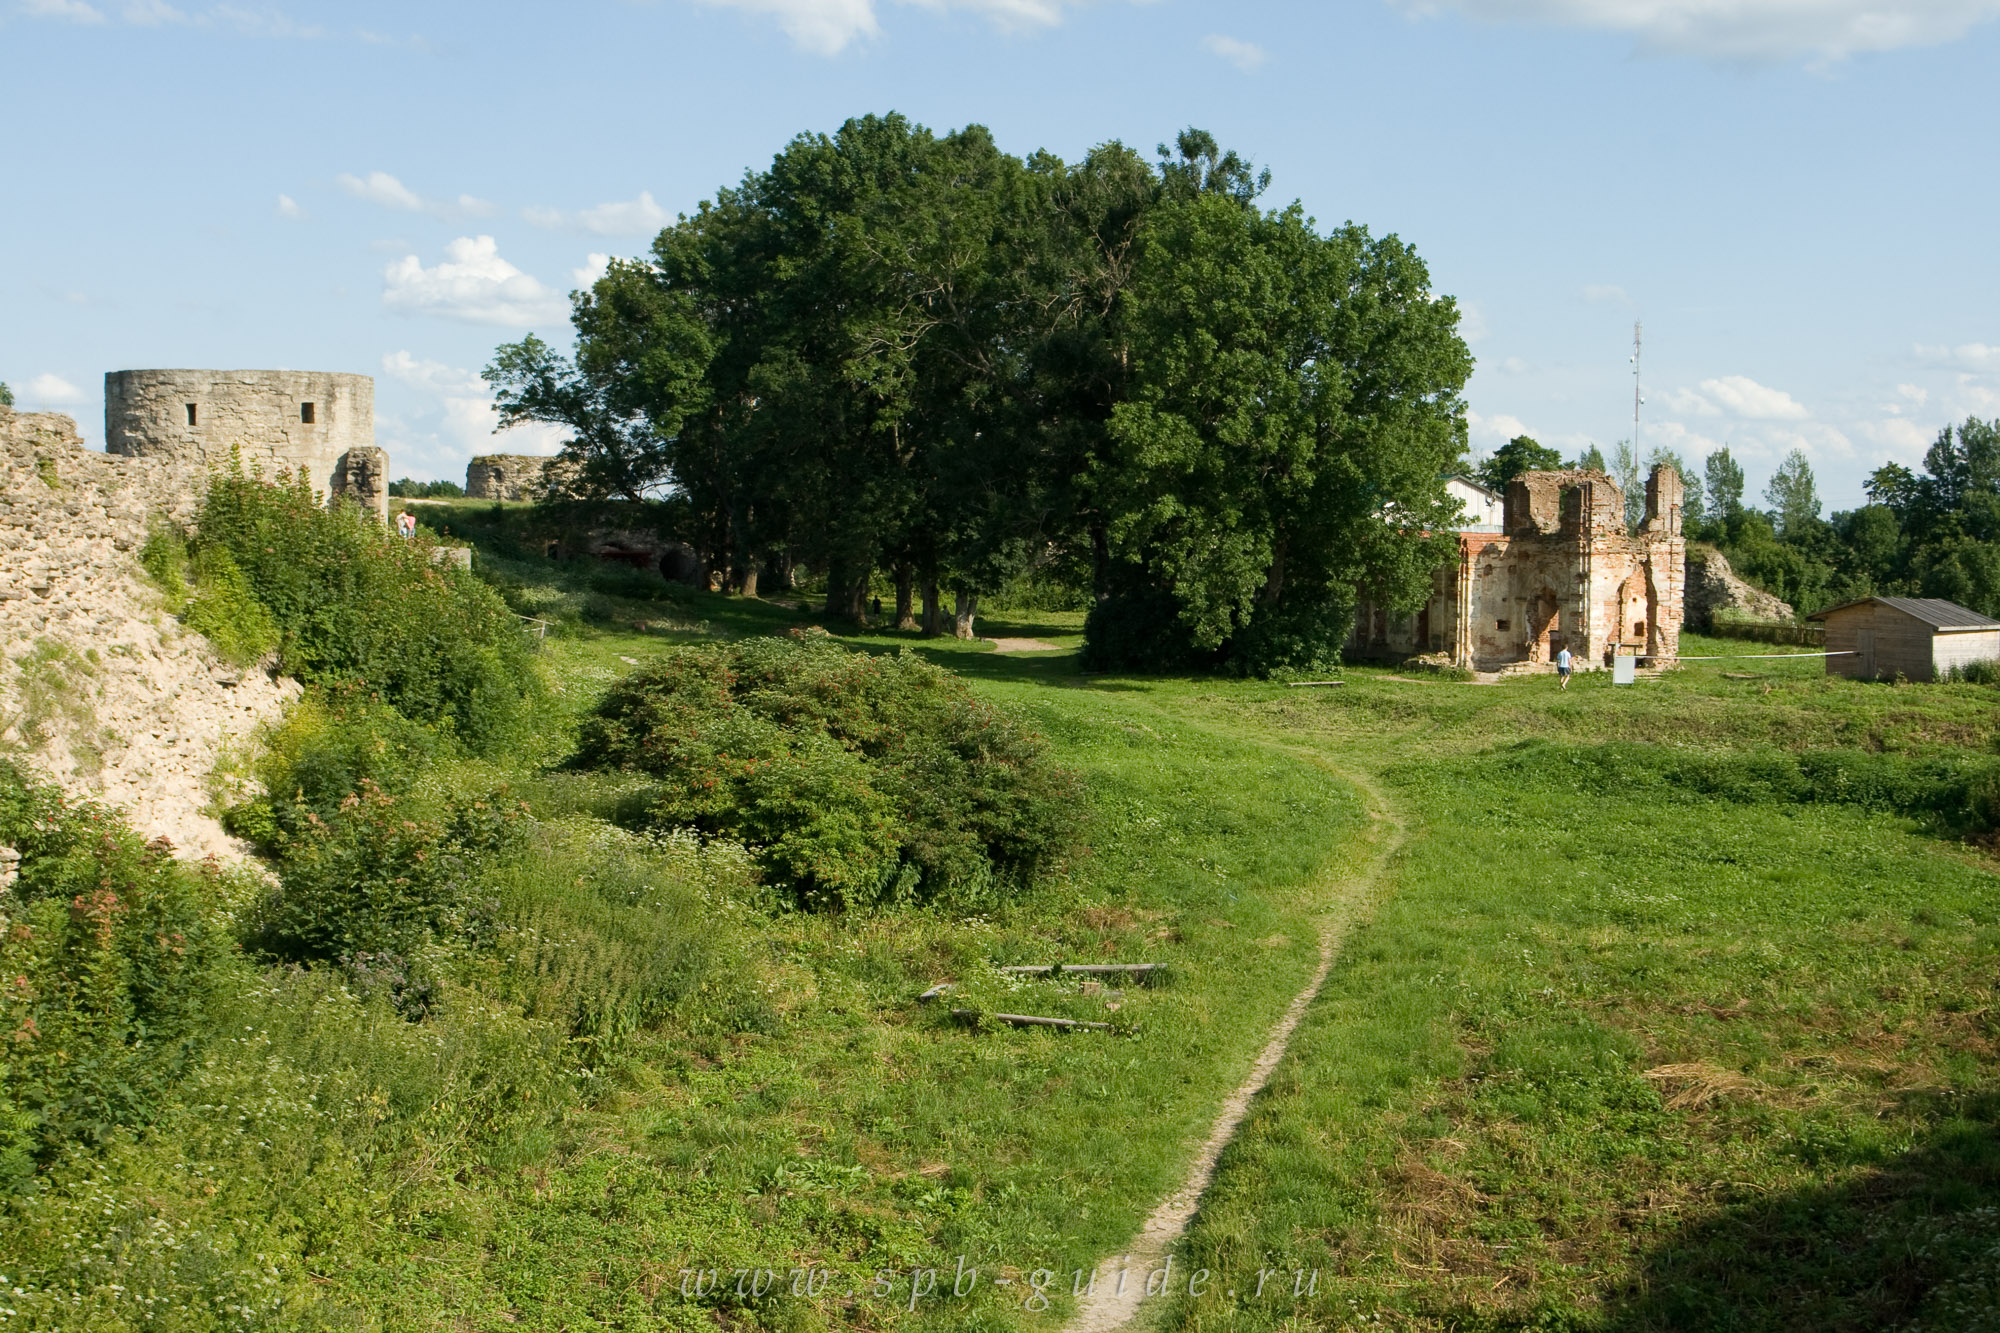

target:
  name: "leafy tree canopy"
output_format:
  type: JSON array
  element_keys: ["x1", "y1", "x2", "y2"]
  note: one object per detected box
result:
[{"x1": 1475, "y1": 435, "x2": 1563, "y2": 492}]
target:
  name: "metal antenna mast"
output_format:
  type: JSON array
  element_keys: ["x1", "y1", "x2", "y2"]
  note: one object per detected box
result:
[{"x1": 1630, "y1": 320, "x2": 1644, "y2": 461}]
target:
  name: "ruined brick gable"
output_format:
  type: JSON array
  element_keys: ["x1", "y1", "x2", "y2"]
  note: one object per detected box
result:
[{"x1": 1353, "y1": 466, "x2": 1686, "y2": 672}]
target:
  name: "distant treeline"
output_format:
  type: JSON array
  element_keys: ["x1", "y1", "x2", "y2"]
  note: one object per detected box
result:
[{"x1": 487, "y1": 114, "x2": 1473, "y2": 674}]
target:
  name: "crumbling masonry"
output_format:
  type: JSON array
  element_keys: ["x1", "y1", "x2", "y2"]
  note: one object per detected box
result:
[
  {"x1": 104, "y1": 369, "x2": 389, "y2": 522},
  {"x1": 1350, "y1": 465, "x2": 1685, "y2": 671}
]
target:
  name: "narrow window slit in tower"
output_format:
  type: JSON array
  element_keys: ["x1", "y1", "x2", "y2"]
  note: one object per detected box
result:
[
  {"x1": 185, "y1": 403, "x2": 198, "y2": 426},
  {"x1": 301, "y1": 402, "x2": 315, "y2": 424}
]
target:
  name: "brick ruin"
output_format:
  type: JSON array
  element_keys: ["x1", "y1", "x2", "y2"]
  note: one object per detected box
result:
[{"x1": 1351, "y1": 465, "x2": 1685, "y2": 671}]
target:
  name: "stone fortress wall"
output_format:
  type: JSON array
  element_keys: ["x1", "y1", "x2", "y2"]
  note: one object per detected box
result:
[
  {"x1": 105, "y1": 369, "x2": 389, "y2": 521},
  {"x1": 465, "y1": 452, "x2": 576, "y2": 502},
  {"x1": 0, "y1": 405, "x2": 298, "y2": 857}
]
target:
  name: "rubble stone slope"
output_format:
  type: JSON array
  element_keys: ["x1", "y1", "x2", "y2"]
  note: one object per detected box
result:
[
  {"x1": 1, "y1": 407, "x2": 297, "y2": 860},
  {"x1": 1685, "y1": 546, "x2": 1795, "y2": 627}
]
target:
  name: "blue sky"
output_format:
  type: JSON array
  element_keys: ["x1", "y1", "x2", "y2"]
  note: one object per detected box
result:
[{"x1": 4, "y1": 0, "x2": 1996, "y2": 509}]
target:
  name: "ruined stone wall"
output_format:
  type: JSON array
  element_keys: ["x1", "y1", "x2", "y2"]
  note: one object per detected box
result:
[
  {"x1": 465, "y1": 453, "x2": 575, "y2": 501},
  {"x1": 0, "y1": 406, "x2": 298, "y2": 858},
  {"x1": 1351, "y1": 466, "x2": 1685, "y2": 671},
  {"x1": 105, "y1": 368, "x2": 387, "y2": 521}
]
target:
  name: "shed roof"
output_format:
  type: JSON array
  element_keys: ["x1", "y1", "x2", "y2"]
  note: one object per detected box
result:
[{"x1": 1806, "y1": 596, "x2": 2000, "y2": 631}]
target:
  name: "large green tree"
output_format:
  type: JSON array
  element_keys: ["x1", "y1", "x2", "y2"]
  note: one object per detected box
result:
[
  {"x1": 1475, "y1": 435, "x2": 1562, "y2": 492},
  {"x1": 1086, "y1": 190, "x2": 1470, "y2": 673}
]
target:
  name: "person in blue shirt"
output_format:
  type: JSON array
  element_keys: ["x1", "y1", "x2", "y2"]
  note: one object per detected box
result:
[{"x1": 1556, "y1": 645, "x2": 1573, "y2": 689}]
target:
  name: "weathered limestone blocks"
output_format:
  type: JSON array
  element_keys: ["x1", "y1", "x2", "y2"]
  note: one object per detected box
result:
[
  {"x1": 465, "y1": 453, "x2": 577, "y2": 501},
  {"x1": 105, "y1": 368, "x2": 389, "y2": 521},
  {"x1": 0, "y1": 406, "x2": 299, "y2": 859},
  {"x1": 1685, "y1": 546, "x2": 1794, "y2": 627}
]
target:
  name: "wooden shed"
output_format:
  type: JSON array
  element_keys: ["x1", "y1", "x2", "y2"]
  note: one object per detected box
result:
[{"x1": 1806, "y1": 596, "x2": 2000, "y2": 681}]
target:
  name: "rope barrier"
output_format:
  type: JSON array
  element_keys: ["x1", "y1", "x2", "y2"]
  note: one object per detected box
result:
[{"x1": 1675, "y1": 651, "x2": 1855, "y2": 660}]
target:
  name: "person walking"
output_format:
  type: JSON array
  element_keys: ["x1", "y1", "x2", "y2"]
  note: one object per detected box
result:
[{"x1": 1556, "y1": 644, "x2": 1573, "y2": 689}]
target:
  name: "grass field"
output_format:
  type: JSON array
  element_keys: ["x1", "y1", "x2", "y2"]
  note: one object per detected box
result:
[
  {"x1": 12, "y1": 526, "x2": 1999, "y2": 1332},
  {"x1": 443, "y1": 546, "x2": 2000, "y2": 1330}
]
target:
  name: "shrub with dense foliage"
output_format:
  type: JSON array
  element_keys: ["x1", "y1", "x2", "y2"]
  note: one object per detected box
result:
[
  {"x1": 195, "y1": 467, "x2": 541, "y2": 754},
  {"x1": 575, "y1": 632, "x2": 1079, "y2": 908},
  {"x1": 0, "y1": 763, "x2": 235, "y2": 1185}
]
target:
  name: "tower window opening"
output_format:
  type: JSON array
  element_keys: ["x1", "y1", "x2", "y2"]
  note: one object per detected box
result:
[
  {"x1": 301, "y1": 402, "x2": 315, "y2": 424},
  {"x1": 185, "y1": 403, "x2": 198, "y2": 426}
]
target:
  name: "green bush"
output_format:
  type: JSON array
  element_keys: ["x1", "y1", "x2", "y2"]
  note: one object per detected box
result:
[
  {"x1": 195, "y1": 466, "x2": 541, "y2": 755},
  {"x1": 574, "y1": 632, "x2": 1081, "y2": 909},
  {"x1": 138, "y1": 525, "x2": 279, "y2": 667},
  {"x1": 223, "y1": 687, "x2": 447, "y2": 850},
  {"x1": 241, "y1": 781, "x2": 525, "y2": 1010},
  {"x1": 0, "y1": 763, "x2": 234, "y2": 1183}
]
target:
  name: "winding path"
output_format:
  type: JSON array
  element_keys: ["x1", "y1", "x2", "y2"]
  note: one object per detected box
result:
[{"x1": 1062, "y1": 754, "x2": 1406, "y2": 1333}]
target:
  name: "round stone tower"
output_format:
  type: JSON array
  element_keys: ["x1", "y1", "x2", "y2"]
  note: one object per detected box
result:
[{"x1": 104, "y1": 369, "x2": 388, "y2": 521}]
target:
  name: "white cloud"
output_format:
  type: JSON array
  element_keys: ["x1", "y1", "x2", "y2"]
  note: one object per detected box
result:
[
  {"x1": 1915, "y1": 341, "x2": 2000, "y2": 369},
  {"x1": 1896, "y1": 382, "x2": 1928, "y2": 407},
  {"x1": 1389, "y1": 0, "x2": 2000, "y2": 62},
  {"x1": 523, "y1": 191, "x2": 672, "y2": 237},
  {"x1": 381, "y1": 236, "x2": 569, "y2": 327},
  {"x1": 571, "y1": 253, "x2": 612, "y2": 288},
  {"x1": 692, "y1": 0, "x2": 880, "y2": 53},
  {"x1": 381, "y1": 350, "x2": 484, "y2": 395},
  {"x1": 691, "y1": 0, "x2": 1111, "y2": 55},
  {"x1": 1581, "y1": 283, "x2": 1628, "y2": 304},
  {"x1": 338, "y1": 170, "x2": 494, "y2": 221},
  {"x1": 1466, "y1": 408, "x2": 1534, "y2": 448},
  {"x1": 24, "y1": 373, "x2": 85, "y2": 404},
  {"x1": 1457, "y1": 300, "x2": 1490, "y2": 343},
  {"x1": 21, "y1": 0, "x2": 106, "y2": 21},
  {"x1": 1853, "y1": 417, "x2": 1934, "y2": 454},
  {"x1": 1698, "y1": 374, "x2": 1809, "y2": 420},
  {"x1": 377, "y1": 350, "x2": 567, "y2": 481},
  {"x1": 23, "y1": 0, "x2": 332, "y2": 34},
  {"x1": 275, "y1": 192, "x2": 307, "y2": 220},
  {"x1": 1202, "y1": 33, "x2": 1267, "y2": 70}
]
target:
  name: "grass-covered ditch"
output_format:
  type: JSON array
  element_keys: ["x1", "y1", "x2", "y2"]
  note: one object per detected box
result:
[{"x1": 0, "y1": 480, "x2": 1370, "y2": 1330}]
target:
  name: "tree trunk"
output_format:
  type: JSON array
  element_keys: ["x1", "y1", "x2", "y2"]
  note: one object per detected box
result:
[
  {"x1": 920, "y1": 574, "x2": 944, "y2": 637},
  {"x1": 1090, "y1": 523, "x2": 1112, "y2": 604},
  {"x1": 952, "y1": 588, "x2": 980, "y2": 641},
  {"x1": 738, "y1": 565, "x2": 759, "y2": 599},
  {"x1": 894, "y1": 564, "x2": 917, "y2": 631},
  {"x1": 846, "y1": 570, "x2": 870, "y2": 623},
  {"x1": 824, "y1": 559, "x2": 847, "y2": 617}
]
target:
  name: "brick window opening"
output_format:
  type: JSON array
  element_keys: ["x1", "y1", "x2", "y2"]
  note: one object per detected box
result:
[
  {"x1": 1633, "y1": 620, "x2": 1646, "y2": 637},
  {"x1": 1496, "y1": 619, "x2": 1510, "y2": 632},
  {"x1": 301, "y1": 402, "x2": 315, "y2": 424},
  {"x1": 185, "y1": 403, "x2": 198, "y2": 426}
]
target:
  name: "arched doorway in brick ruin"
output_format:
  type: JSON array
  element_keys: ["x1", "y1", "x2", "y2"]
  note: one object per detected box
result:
[
  {"x1": 1527, "y1": 588, "x2": 1560, "y2": 663},
  {"x1": 1619, "y1": 569, "x2": 1648, "y2": 653}
]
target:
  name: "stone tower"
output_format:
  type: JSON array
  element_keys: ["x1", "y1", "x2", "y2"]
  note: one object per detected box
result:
[{"x1": 103, "y1": 369, "x2": 389, "y2": 521}]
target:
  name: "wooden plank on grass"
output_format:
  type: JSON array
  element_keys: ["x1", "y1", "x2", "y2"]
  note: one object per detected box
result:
[
  {"x1": 951, "y1": 1009, "x2": 1113, "y2": 1032},
  {"x1": 997, "y1": 963, "x2": 1166, "y2": 978}
]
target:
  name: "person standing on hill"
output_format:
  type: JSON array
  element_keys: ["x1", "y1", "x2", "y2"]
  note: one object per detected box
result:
[{"x1": 1556, "y1": 644, "x2": 1573, "y2": 689}]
